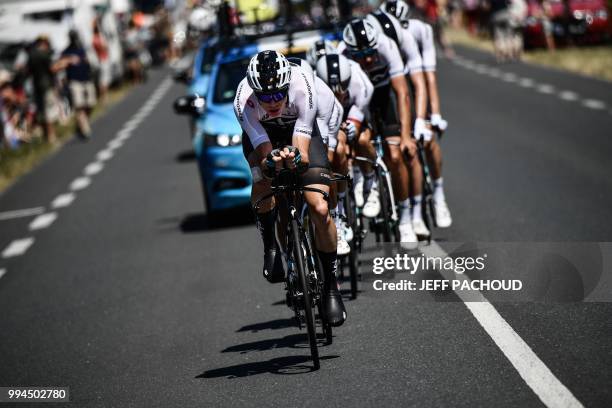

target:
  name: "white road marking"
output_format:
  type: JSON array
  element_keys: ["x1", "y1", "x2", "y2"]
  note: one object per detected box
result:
[
  {"x1": 51, "y1": 193, "x2": 76, "y2": 209},
  {"x1": 0, "y1": 207, "x2": 45, "y2": 221},
  {"x1": 107, "y1": 139, "x2": 124, "y2": 150},
  {"x1": 559, "y1": 91, "x2": 579, "y2": 101},
  {"x1": 96, "y1": 149, "x2": 114, "y2": 161},
  {"x1": 70, "y1": 177, "x2": 91, "y2": 191},
  {"x1": 2, "y1": 238, "x2": 35, "y2": 258},
  {"x1": 519, "y1": 78, "x2": 535, "y2": 88},
  {"x1": 116, "y1": 130, "x2": 132, "y2": 141},
  {"x1": 536, "y1": 84, "x2": 555, "y2": 94},
  {"x1": 29, "y1": 212, "x2": 58, "y2": 231},
  {"x1": 84, "y1": 162, "x2": 104, "y2": 176},
  {"x1": 0, "y1": 268, "x2": 5, "y2": 279},
  {"x1": 582, "y1": 99, "x2": 606, "y2": 110},
  {"x1": 420, "y1": 241, "x2": 583, "y2": 408},
  {"x1": 502, "y1": 72, "x2": 518, "y2": 82}
]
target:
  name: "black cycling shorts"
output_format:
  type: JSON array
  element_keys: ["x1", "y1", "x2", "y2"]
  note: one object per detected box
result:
[{"x1": 366, "y1": 84, "x2": 401, "y2": 138}]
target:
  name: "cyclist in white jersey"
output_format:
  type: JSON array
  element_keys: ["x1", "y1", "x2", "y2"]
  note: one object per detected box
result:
[
  {"x1": 289, "y1": 57, "x2": 353, "y2": 256},
  {"x1": 338, "y1": 18, "x2": 420, "y2": 247},
  {"x1": 234, "y1": 50, "x2": 346, "y2": 326},
  {"x1": 383, "y1": 0, "x2": 453, "y2": 232}
]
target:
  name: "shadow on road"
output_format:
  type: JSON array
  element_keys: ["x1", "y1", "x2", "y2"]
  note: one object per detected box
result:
[
  {"x1": 221, "y1": 333, "x2": 312, "y2": 354},
  {"x1": 175, "y1": 149, "x2": 196, "y2": 162},
  {"x1": 236, "y1": 318, "x2": 295, "y2": 333},
  {"x1": 196, "y1": 355, "x2": 339, "y2": 378},
  {"x1": 180, "y1": 208, "x2": 253, "y2": 232}
]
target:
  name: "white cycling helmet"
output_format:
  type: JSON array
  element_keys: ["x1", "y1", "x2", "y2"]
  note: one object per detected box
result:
[
  {"x1": 306, "y1": 39, "x2": 337, "y2": 67},
  {"x1": 367, "y1": 10, "x2": 404, "y2": 49},
  {"x1": 343, "y1": 18, "x2": 378, "y2": 51},
  {"x1": 316, "y1": 54, "x2": 352, "y2": 94},
  {"x1": 382, "y1": 0, "x2": 411, "y2": 25},
  {"x1": 246, "y1": 50, "x2": 292, "y2": 93},
  {"x1": 286, "y1": 56, "x2": 316, "y2": 79}
]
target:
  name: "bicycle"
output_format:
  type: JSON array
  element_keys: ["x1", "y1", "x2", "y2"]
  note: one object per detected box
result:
[{"x1": 253, "y1": 161, "x2": 332, "y2": 370}]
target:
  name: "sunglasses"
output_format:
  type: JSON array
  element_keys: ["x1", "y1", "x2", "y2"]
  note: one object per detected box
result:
[
  {"x1": 255, "y1": 90, "x2": 288, "y2": 103},
  {"x1": 348, "y1": 47, "x2": 377, "y2": 59}
]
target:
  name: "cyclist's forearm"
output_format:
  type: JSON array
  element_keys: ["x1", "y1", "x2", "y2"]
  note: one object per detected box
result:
[
  {"x1": 391, "y1": 75, "x2": 411, "y2": 140},
  {"x1": 293, "y1": 134, "x2": 311, "y2": 163},
  {"x1": 425, "y1": 71, "x2": 441, "y2": 115},
  {"x1": 255, "y1": 141, "x2": 273, "y2": 168},
  {"x1": 411, "y1": 72, "x2": 428, "y2": 120}
]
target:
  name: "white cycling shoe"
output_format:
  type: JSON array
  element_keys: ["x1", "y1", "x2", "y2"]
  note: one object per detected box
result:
[
  {"x1": 399, "y1": 222, "x2": 418, "y2": 249},
  {"x1": 434, "y1": 199, "x2": 452, "y2": 228},
  {"x1": 334, "y1": 217, "x2": 351, "y2": 256},
  {"x1": 354, "y1": 177, "x2": 364, "y2": 208},
  {"x1": 362, "y1": 187, "x2": 381, "y2": 218},
  {"x1": 412, "y1": 217, "x2": 431, "y2": 238}
]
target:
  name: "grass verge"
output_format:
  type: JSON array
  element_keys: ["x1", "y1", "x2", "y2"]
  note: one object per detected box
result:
[
  {"x1": 446, "y1": 27, "x2": 612, "y2": 82},
  {"x1": 0, "y1": 83, "x2": 132, "y2": 193}
]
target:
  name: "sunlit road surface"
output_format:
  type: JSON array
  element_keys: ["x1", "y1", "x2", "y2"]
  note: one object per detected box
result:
[{"x1": 1, "y1": 48, "x2": 611, "y2": 407}]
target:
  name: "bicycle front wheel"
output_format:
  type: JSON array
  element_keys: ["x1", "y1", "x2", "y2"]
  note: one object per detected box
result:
[{"x1": 291, "y1": 219, "x2": 320, "y2": 370}]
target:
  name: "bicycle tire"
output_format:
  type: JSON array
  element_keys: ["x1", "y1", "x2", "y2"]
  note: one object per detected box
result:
[
  {"x1": 291, "y1": 219, "x2": 320, "y2": 370},
  {"x1": 343, "y1": 192, "x2": 359, "y2": 299},
  {"x1": 307, "y1": 220, "x2": 332, "y2": 345},
  {"x1": 376, "y1": 168, "x2": 392, "y2": 242}
]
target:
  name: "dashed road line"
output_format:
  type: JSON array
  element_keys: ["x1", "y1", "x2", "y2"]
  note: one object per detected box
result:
[
  {"x1": 2, "y1": 238, "x2": 35, "y2": 258},
  {"x1": 536, "y1": 84, "x2": 555, "y2": 94},
  {"x1": 29, "y1": 212, "x2": 58, "y2": 231},
  {"x1": 107, "y1": 139, "x2": 124, "y2": 150},
  {"x1": 518, "y1": 78, "x2": 535, "y2": 88},
  {"x1": 70, "y1": 177, "x2": 91, "y2": 191},
  {"x1": 0, "y1": 268, "x2": 6, "y2": 279},
  {"x1": 0, "y1": 207, "x2": 45, "y2": 221},
  {"x1": 559, "y1": 90, "x2": 579, "y2": 101},
  {"x1": 96, "y1": 149, "x2": 114, "y2": 161},
  {"x1": 84, "y1": 162, "x2": 105, "y2": 176},
  {"x1": 51, "y1": 193, "x2": 76, "y2": 209},
  {"x1": 582, "y1": 99, "x2": 606, "y2": 110},
  {"x1": 420, "y1": 241, "x2": 583, "y2": 408}
]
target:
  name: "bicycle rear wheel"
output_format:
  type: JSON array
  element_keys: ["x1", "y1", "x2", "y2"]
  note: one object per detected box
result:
[
  {"x1": 291, "y1": 219, "x2": 320, "y2": 370},
  {"x1": 343, "y1": 191, "x2": 359, "y2": 299},
  {"x1": 376, "y1": 168, "x2": 393, "y2": 242}
]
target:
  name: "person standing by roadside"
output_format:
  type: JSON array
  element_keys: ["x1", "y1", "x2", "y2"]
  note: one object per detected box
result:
[
  {"x1": 27, "y1": 35, "x2": 63, "y2": 144},
  {"x1": 61, "y1": 30, "x2": 97, "y2": 139},
  {"x1": 92, "y1": 20, "x2": 111, "y2": 105}
]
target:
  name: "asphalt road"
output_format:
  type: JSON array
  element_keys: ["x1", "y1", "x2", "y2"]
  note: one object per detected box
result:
[{"x1": 1, "y1": 47, "x2": 611, "y2": 407}]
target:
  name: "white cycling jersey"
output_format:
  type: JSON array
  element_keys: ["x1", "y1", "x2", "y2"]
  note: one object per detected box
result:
[
  {"x1": 233, "y1": 64, "x2": 317, "y2": 150},
  {"x1": 366, "y1": 11, "x2": 423, "y2": 75},
  {"x1": 314, "y1": 75, "x2": 344, "y2": 150},
  {"x1": 337, "y1": 33, "x2": 404, "y2": 89},
  {"x1": 406, "y1": 19, "x2": 436, "y2": 72},
  {"x1": 343, "y1": 60, "x2": 374, "y2": 123}
]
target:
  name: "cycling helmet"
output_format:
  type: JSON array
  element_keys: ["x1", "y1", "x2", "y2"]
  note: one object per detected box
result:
[
  {"x1": 316, "y1": 54, "x2": 352, "y2": 94},
  {"x1": 286, "y1": 57, "x2": 316, "y2": 78},
  {"x1": 306, "y1": 40, "x2": 337, "y2": 67},
  {"x1": 382, "y1": 0, "x2": 411, "y2": 23},
  {"x1": 246, "y1": 50, "x2": 292, "y2": 93},
  {"x1": 367, "y1": 11, "x2": 403, "y2": 49},
  {"x1": 343, "y1": 18, "x2": 378, "y2": 51}
]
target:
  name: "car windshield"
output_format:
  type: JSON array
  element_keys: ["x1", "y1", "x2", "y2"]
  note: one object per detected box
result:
[{"x1": 213, "y1": 57, "x2": 251, "y2": 104}]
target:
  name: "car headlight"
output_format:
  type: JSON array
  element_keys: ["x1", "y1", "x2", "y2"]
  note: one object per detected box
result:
[
  {"x1": 595, "y1": 9, "x2": 607, "y2": 19},
  {"x1": 206, "y1": 133, "x2": 242, "y2": 147},
  {"x1": 573, "y1": 10, "x2": 584, "y2": 19}
]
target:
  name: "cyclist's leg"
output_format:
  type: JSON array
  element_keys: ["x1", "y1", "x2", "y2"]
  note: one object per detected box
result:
[
  {"x1": 425, "y1": 135, "x2": 452, "y2": 227},
  {"x1": 244, "y1": 135, "x2": 283, "y2": 283},
  {"x1": 302, "y1": 132, "x2": 346, "y2": 326}
]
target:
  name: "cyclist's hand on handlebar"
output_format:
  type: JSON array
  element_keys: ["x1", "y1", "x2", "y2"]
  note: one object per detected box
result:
[
  {"x1": 400, "y1": 138, "x2": 417, "y2": 157},
  {"x1": 430, "y1": 113, "x2": 448, "y2": 131},
  {"x1": 414, "y1": 118, "x2": 433, "y2": 143},
  {"x1": 265, "y1": 146, "x2": 303, "y2": 173},
  {"x1": 342, "y1": 121, "x2": 357, "y2": 142}
]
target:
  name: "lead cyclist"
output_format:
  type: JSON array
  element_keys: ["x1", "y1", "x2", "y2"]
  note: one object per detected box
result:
[{"x1": 233, "y1": 50, "x2": 346, "y2": 326}]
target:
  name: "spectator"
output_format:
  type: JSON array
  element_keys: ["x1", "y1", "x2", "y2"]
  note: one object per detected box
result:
[
  {"x1": 92, "y1": 20, "x2": 111, "y2": 104},
  {"x1": 1, "y1": 71, "x2": 30, "y2": 149},
  {"x1": 123, "y1": 20, "x2": 145, "y2": 83},
  {"x1": 61, "y1": 30, "x2": 97, "y2": 139},
  {"x1": 26, "y1": 35, "x2": 63, "y2": 144}
]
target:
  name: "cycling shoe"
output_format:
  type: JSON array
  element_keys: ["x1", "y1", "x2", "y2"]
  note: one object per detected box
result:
[
  {"x1": 324, "y1": 290, "x2": 347, "y2": 327},
  {"x1": 263, "y1": 248, "x2": 285, "y2": 283}
]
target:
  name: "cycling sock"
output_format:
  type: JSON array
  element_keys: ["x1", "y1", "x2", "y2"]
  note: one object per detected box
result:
[
  {"x1": 337, "y1": 192, "x2": 346, "y2": 216},
  {"x1": 363, "y1": 171, "x2": 376, "y2": 195},
  {"x1": 399, "y1": 198, "x2": 412, "y2": 224},
  {"x1": 318, "y1": 250, "x2": 338, "y2": 292},
  {"x1": 255, "y1": 209, "x2": 276, "y2": 252},
  {"x1": 412, "y1": 195, "x2": 423, "y2": 220},
  {"x1": 433, "y1": 177, "x2": 446, "y2": 203}
]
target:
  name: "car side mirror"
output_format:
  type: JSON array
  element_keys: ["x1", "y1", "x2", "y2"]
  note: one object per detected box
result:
[{"x1": 173, "y1": 94, "x2": 206, "y2": 116}]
